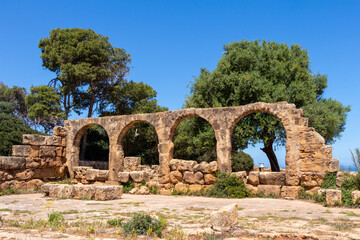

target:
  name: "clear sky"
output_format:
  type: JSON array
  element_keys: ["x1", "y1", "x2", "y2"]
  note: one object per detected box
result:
[{"x1": 0, "y1": 0, "x2": 359, "y2": 169}]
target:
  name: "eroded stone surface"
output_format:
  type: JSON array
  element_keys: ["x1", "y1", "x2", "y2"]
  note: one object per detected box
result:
[{"x1": 210, "y1": 203, "x2": 239, "y2": 232}]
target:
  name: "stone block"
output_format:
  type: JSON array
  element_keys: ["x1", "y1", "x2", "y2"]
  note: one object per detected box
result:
[
  {"x1": 26, "y1": 179, "x2": 44, "y2": 190},
  {"x1": 39, "y1": 146, "x2": 57, "y2": 157},
  {"x1": 14, "y1": 169, "x2": 34, "y2": 180},
  {"x1": 174, "y1": 182, "x2": 189, "y2": 192},
  {"x1": 281, "y1": 186, "x2": 301, "y2": 198},
  {"x1": 177, "y1": 160, "x2": 197, "y2": 172},
  {"x1": 326, "y1": 189, "x2": 342, "y2": 206},
  {"x1": 300, "y1": 173, "x2": 325, "y2": 189},
  {"x1": 159, "y1": 189, "x2": 172, "y2": 195},
  {"x1": 259, "y1": 172, "x2": 286, "y2": 185},
  {"x1": 352, "y1": 190, "x2": 360, "y2": 204},
  {"x1": 169, "y1": 171, "x2": 182, "y2": 184},
  {"x1": 118, "y1": 172, "x2": 130, "y2": 183},
  {"x1": 53, "y1": 127, "x2": 67, "y2": 137},
  {"x1": 94, "y1": 185, "x2": 123, "y2": 200},
  {"x1": 169, "y1": 159, "x2": 179, "y2": 171},
  {"x1": 194, "y1": 161, "x2": 211, "y2": 174},
  {"x1": 12, "y1": 145, "x2": 30, "y2": 157},
  {"x1": 22, "y1": 134, "x2": 47, "y2": 145},
  {"x1": 305, "y1": 187, "x2": 321, "y2": 195},
  {"x1": 194, "y1": 171, "x2": 204, "y2": 185},
  {"x1": 72, "y1": 185, "x2": 95, "y2": 200},
  {"x1": 231, "y1": 171, "x2": 247, "y2": 184},
  {"x1": 209, "y1": 161, "x2": 217, "y2": 173},
  {"x1": 137, "y1": 185, "x2": 150, "y2": 195},
  {"x1": 130, "y1": 171, "x2": 148, "y2": 183},
  {"x1": 336, "y1": 171, "x2": 357, "y2": 187},
  {"x1": 210, "y1": 203, "x2": 239, "y2": 232},
  {"x1": 300, "y1": 158, "x2": 332, "y2": 172},
  {"x1": 46, "y1": 136, "x2": 62, "y2": 146},
  {"x1": 257, "y1": 185, "x2": 281, "y2": 197},
  {"x1": 0, "y1": 156, "x2": 26, "y2": 170},
  {"x1": 245, "y1": 184, "x2": 258, "y2": 194},
  {"x1": 248, "y1": 172, "x2": 259, "y2": 186},
  {"x1": 189, "y1": 184, "x2": 202, "y2": 192},
  {"x1": 124, "y1": 157, "x2": 141, "y2": 171},
  {"x1": 0, "y1": 170, "x2": 13, "y2": 181},
  {"x1": 204, "y1": 173, "x2": 216, "y2": 185},
  {"x1": 183, "y1": 171, "x2": 195, "y2": 184}
]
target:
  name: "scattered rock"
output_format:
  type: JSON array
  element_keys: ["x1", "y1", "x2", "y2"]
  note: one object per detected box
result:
[{"x1": 210, "y1": 203, "x2": 239, "y2": 232}]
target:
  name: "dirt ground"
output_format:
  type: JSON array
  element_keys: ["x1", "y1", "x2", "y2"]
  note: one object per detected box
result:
[{"x1": 0, "y1": 193, "x2": 360, "y2": 240}]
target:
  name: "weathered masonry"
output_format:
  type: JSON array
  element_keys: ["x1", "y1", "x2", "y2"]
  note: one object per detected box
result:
[{"x1": 65, "y1": 101, "x2": 339, "y2": 187}]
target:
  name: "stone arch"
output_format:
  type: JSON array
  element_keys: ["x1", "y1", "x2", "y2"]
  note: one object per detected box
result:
[
  {"x1": 169, "y1": 113, "x2": 218, "y2": 160},
  {"x1": 116, "y1": 119, "x2": 160, "y2": 170},
  {"x1": 72, "y1": 122, "x2": 111, "y2": 168}
]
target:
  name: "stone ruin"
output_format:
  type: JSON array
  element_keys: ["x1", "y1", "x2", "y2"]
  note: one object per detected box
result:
[{"x1": 0, "y1": 102, "x2": 341, "y2": 198}]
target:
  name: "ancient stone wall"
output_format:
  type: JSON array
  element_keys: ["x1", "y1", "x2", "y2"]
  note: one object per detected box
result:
[
  {"x1": 0, "y1": 102, "x2": 340, "y2": 194},
  {"x1": 0, "y1": 127, "x2": 67, "y2": 190}
]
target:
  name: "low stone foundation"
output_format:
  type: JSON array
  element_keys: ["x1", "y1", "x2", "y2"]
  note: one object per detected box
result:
[{"x1": 41, "y1": 184, "x2": 123, "y2": 200}]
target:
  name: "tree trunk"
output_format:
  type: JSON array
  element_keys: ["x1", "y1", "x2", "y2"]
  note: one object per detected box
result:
[
  {"x1": 261, "y1": 139, "x2": 280, "y2": 172},
  {"x1": 79, "y1": 85, "x2": 96, "y2": 160}
]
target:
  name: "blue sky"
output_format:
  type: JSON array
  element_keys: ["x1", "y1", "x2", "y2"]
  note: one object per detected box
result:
[{"x1": 0, "y1": 1, "x2": 359, "y2": 169}]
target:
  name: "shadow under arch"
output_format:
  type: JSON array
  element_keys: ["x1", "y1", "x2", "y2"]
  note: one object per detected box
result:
[
  {"x1": 72, "y1": 123, "x2": 111, "y2": 168},
  {"x1": 116, "y1": 120, "x2": 160, "y2": 170},
  {"x1": 230, "y1": 108, "x2": 289, "y2": 172},
  {"x1": 170, "y1": 113, "x2": 217, "y2": 162}
]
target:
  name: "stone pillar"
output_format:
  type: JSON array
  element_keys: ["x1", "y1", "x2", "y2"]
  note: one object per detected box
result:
[
  {"x1": 215, "y1": 129, "x2": 232, "y2": 173},
  {"x1": 158, "y1": 141, "x2": 173, "y2": 184},
  {"x1": 107, "y1": 138, "x2": 121, "y2": 185}
]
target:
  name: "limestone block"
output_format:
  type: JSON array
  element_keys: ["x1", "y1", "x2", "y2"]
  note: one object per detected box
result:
[
  {"x1": 50, "y1": 184, "x2": 74, "y2": 198},
  {"x1": 169, "y1": 171, "x2": 182, "y2": 184},
  {"x1": 257, "y1": 185, "x2": 281, "y2": 197},
  {"x1": 259, "y1": 172, "x2": 286, "y2": 185},
  {"x1": 209, "y1": 161, "x2": 217, "y2": 173},
  {"x1": 300, "y1": 158, "x2": 331, "y2": 172},
  {"x1": 137, "y1": 185, "x2": 150, "y2": 195},
  {"x1": 46, "y1": 136, "x2": 62, "y2": 146},
  {"x1": 189, "y1": 184, "x2": 202, "y2": 192},
  {"x1": 329, "y1": 158, "x2": 339, "y2": 172},
  {"x1": 204, "y1": 174, "x2": 216, "y2": 185},
  {"x1": 0, "y1": 170, "x2": 13, "y2": 181},
  {"x1": 14, "y1": 169, "x2": 34, "y2": 180},
  {"x1": 194, "y1": 161, "x2": 211, "y2": 174},
  {"x1": 300, "y1": 173, "x2": 325, "y2": 189},
  {"x1": 53, "y1": 127, "x2": 67, "y2": 137},
  {"x1": 231, "y1": 171, "x2": 247, "y2": 184},
  {"x1": 0, "y1": 156, "x2": 26, "y2": 170},
  {"x1": 352, "y1": 190, "x2": 360, "y2": 204},
  {"x1": 248, "y1": 172, "x2": 260, "y2": 186},
  {"x1": 94, "y1": 185, "x2": 123, "y2": 200},
  {"x1": 118, "y1": 172, "x2": 130, "y2": 183},
  {"x1": 159, "y1": 189, "x2": 172, "y2": 195},
  {"x1": 183, "y1": 171, "x2": 195, "y2": 184},
  {"x1": 0, "y1": 180, "x2": 28, "y2": 190},
  {"x1": 174, "y1": 182, "x2": 189, "y2": 192},
  {"x1": 194, "y1": 171, "x2": 204, "y2": 185},
  {"x1": 169, "y1": 159, "x2": 179, "y2": 171},
  {"x1": 129, "y1": 187, "x2": 139, "y2": 194},
  {"x1": 22, "y1": 134, "x2": 47, "y2": 145},
  {"x1": 281, "y1": 186, "x2": 301, "y2": 198},
  {"x1": 26, "y1": 179, "x2": 44, "y2": 190},
  {"x1": 39, "y1": 146, "x2": 57, "y2": 157},
  {"x1": 72, "y1": 185, "x2": 95, "y2": 200},
  {"x1": 95, "y1": 170, "x2": 109, "y2": 181},
  {"x1": 326, "y1": 189, "x2": 342, "y2": 206},
  {"x1": 12, "y1": 145, "x2": 30, "y2": 157},
  {"x1": 210, "y1": 203, "x2": 239, "y2": 232},
  {"x1": 41, "y1": 183, "x2": 52, "y2": 195},
  {"x1": 245, "y1": 184, "x2": 258, "y2": 194},
  {"x1": 177, "y1": 160, "x2": 197, "y2": 172},
  {"x1": 124, "y1": 157, "x2": 141, "y2": 171},
  {"x1": 130, "y1": 171, "x2": 148, "y2": 183},
  {"x1": 306, "y1": 187, "x2": 321, "y2": 195},
  {"x1": 285, "y1": 173, "x2": 300, "y2": 186}
]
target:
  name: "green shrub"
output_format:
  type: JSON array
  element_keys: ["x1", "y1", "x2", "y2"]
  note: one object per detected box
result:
[
  {"x1": 48, "y1": 211, "x2": 65, "y2": 229},
  {"x1": 321, "y1": 172, "x2": 337, "y2": 189},
  {"x1": 206, "y1": 172, "x2": 249, "y2": 198},
  {"x1": 0, "y1": 187, "x2": 21, "y2": 196},
  {"x1": 121, "y1": 181, "x2": 135, "y2": 193},
  {"x1": 147, "y1": 185, "x2": 158, "y2": 194},
  {"x1": 341, "y1": 176, "x2": 356, "y2": 207},
  {"x1": 122, "y1": 213, "x2": 166, "y2": 237},
  {"x1": 231, "y1": 151, "x2": 254, "y2": 172}
]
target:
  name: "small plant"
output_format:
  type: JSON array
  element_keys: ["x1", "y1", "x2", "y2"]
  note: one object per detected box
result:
[
  {"x1": 147, "y1": 185, "x2": 158, "y2": 194},
  {"x1": 321, "y1": 172, "x2": 337, "y2": 189},
  {"x1": 48, "y1": 211, "x2": 65, "y2": 229},
  {"x1": 107, "y1": 218, "x2": 124, "y2": 227},
  {"x1": 121, "y1": 181, "x2": 135, "y2": 193},
  {"x1": 122, "y1": 212, "x2": 166, "y2": 237},
  {"x1": 206, "y1": 172, "x2": 249, "y2": 198},
  {"x1": 0, "y1": 187, "x2": 21, "y2": 196}
]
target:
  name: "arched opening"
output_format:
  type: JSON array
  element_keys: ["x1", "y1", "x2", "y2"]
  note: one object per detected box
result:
[
  {"x1": 78, "y1": 124, "x2": 110, "y2": 170},
  {"x1": 231, "y1": 112, "x2": 287, "y2": 172},
  {"x1": 172, "y1": 116, "x2": 217, "y2": 163},
  {"x1": 122, "y1": 121, "x2": 159, "y2": 166}
]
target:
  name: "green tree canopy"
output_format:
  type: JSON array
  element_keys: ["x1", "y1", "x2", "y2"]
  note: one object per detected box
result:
[
  {"x1": 39, "y1": 28, "x2": 131, "y2": 119},
  {"x1": 26, "y1": 85, "x2": 65, "y2": 134},
  {"x1": 184, "y1": 40, "x2": 350, "y2": 171}
]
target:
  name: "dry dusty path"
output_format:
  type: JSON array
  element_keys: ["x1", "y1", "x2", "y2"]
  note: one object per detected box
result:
[{"x1": 0, "y1": 193, "x2": 360, "y2": 239}]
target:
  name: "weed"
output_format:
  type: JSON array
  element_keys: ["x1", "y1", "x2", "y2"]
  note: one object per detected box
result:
[
  {"x1": 321, "y1": 172, "x2": 337, "y2": 189},
  {"x1": 122, "y1": 212, "x2": 166, "y2": 237},
  {"x1": 107, "y1": 218, "x2": 125, "y2": 227},
  {"x1": 121, "y1": 181, "x2": 135, "y2": 193},
  {"x1": 206, "y1": 172, "x2": 249, "y2": 198}
]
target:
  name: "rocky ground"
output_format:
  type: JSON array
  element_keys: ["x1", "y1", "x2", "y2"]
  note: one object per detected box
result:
[{"x1": 0, "y1": 193, "x2": 360, "y2": 239}]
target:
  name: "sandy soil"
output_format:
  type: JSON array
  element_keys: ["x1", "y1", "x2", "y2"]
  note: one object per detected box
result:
[{"x1": 0, "y1": 193, "x2": 360, "y2": 239}]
